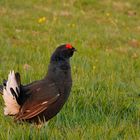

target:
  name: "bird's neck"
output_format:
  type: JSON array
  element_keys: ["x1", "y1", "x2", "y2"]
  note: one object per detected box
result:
[
  {"x1": 45, "y1": 60, "x2": 72, "y2": 99},
  {"x1": 45, "y1": 60, "x2": 71, "y2": 82},
  {"x1": 50, "y1": 59, "x2": 70, "y2": 70}
]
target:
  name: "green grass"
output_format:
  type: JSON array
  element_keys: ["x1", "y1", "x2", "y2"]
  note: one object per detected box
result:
[{"x1": 0, "y1": 0, "x2": 140, "y2": 139}]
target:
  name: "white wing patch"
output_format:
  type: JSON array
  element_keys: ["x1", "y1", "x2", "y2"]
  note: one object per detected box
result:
[{"x1": 2, "y1": 71, "x2": 20, "y2": 115}]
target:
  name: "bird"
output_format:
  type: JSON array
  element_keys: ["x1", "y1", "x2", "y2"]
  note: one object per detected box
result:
[{"x1": 0, "y1": 44, "x2": 76, "y2": 124}]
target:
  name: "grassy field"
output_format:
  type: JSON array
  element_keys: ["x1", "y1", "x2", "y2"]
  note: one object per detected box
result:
[{"x1": 0, "y1": 0, "x2": 140, "y2": 139}]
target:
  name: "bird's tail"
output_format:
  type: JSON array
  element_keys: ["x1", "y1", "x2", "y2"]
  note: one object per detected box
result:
[
  {"x1": 0, "y1": 79, "x2": 7, "y2": 95},
  {"x1": 0, "y1": 85, "x2": 3, "y2": 94},
  {"x1": 2, "y1": 71, "x2": 21, "y2": 116}
]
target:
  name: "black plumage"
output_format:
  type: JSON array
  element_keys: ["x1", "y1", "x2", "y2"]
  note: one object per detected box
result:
[{"x1": 0, "y1": 44, "x2": 76, "y2": 123}]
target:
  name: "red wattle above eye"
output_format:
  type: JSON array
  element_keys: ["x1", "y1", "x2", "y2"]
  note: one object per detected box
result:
[{"x1": 66, "y1": 44, "x2": 72, "y2": 49}]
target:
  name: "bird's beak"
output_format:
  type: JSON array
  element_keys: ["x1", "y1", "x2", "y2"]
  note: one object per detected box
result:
[{"x1": 73, "y1": 48, "x2": 77, "y2": 52}]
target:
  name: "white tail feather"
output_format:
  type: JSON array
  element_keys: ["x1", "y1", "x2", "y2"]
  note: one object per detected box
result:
[{"x1": 2, "y1": 71, "x2": 20, "y2": 115}]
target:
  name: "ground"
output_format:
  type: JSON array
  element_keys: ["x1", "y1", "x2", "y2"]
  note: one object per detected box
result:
[{"x1": 0, "y1": 0, "x2": 140, "y2": 139}]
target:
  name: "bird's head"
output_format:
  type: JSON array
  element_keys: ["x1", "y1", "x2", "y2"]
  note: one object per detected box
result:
[{"x1": 51, "y1": 44, "x2": 76, "y2": 61}]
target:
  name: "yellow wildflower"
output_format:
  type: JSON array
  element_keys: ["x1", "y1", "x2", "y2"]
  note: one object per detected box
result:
[
  {"x1": 95, "y1": 59, "x2": 98, "y2": 62},
  {"x1": 72, "y1": 23, "x2": 75, "y2": 27},
  {"x1": 93, "y1": 66, "x2": 96, "y2": 70},
  {"x1": 68, "y1": 23, "x2": 76, "y2": 28},
  {"x1": 106, "y1": 13, "x2": 110, "y2": 17},
  {"x1": 38, "y1": 17, "x2": 46, "y2": 23}
]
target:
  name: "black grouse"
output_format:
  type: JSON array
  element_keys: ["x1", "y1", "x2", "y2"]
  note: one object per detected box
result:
[{"x1": 0, "y1": 44, "x2": 76, "y2": 123}]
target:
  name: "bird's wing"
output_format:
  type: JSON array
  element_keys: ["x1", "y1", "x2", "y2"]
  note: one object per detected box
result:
[
  {"x1": 15, "y1": 93, "x2": 60, "y2": 120},
  {"x1": 16, "y1": 80, "x2": 60, "y2": 120}
]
